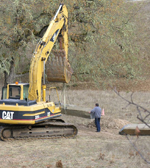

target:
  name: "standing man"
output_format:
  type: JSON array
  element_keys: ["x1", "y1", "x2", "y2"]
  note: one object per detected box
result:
[{"x1": 89, "y1": 103, "x2": 101, "y2": 132}]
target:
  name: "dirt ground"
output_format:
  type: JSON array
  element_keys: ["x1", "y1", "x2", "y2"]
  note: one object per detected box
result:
[
  {"x1": 0, "y1": 86, "x2": 150, "y2": 168},
  {"x1": 1, "y1": 1, "x2": 150, "y2": 167}
]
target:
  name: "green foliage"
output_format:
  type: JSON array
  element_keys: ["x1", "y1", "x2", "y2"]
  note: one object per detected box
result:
[
  {"x1": 0, "y1": 0, "x2": 146, "y2": 84},
  {"x1": 67, "y1": 0, "x2": 143, "y2": 82}
]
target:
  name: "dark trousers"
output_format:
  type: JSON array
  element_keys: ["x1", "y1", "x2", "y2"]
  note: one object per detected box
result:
[{"x1": 95, "y1": 118, "x2": 101, "y2": 132}]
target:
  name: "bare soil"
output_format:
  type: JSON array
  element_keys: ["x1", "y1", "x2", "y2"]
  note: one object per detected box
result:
[{"x1": 0, "y1": 84, "x2": 150, "y2": 168}]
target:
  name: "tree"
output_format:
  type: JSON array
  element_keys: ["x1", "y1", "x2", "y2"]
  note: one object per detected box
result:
[
  {"x1": 67, "y1": 0, "x2": 144, "y2": 81},
  {"x1": 0, "y1": 0, "x2": 36, "y2": 84},
  {"x1": 0, "y1": 0, "x2": 146, "y2": 85}
]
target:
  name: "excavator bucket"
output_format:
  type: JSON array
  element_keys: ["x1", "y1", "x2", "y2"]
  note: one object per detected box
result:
[{"x1": 46, "y1": 50, "x2": 73, "y2": 83}]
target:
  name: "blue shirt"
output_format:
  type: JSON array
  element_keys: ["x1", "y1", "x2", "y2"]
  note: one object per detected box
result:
[{"x1": 91, "y1": 106, "x2": 101, "y2": 118}]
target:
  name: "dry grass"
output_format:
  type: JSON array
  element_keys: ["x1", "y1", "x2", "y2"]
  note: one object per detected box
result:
[
  {"x1": 0, "y1": 89, "x2": 150, "y2": 168},
  {"x1": 0, "y1": 1, "x2": 150, "y2": 167}
]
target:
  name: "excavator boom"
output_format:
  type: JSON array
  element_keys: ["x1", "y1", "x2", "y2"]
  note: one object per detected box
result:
[{"x1": 28, "y1": 4, "x2": 72, "y2": 102}]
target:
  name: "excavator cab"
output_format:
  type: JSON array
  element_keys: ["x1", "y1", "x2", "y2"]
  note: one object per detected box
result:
[
  {"x1": 1, "y1": 83, "x2": 29, "y2": 101},
  {"x1": 0, "y1": 83, "x2": 37, "y2": 107},
  {"x1": 1, "y1": 83, "x2": 29, "y2": 100}
]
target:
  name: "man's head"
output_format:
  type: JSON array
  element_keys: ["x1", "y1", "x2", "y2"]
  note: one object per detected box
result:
[{"x1": 95, "y1": 103, "x2": 99, "y2": 107}]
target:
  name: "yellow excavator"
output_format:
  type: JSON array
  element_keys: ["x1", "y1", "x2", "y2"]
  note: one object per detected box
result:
[{"x1": 0, "y1": 4, "x2": 77, "y2": 140}]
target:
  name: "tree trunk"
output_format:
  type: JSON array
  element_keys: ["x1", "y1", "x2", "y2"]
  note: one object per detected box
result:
[{"x1": 4, "y1": 58, "x2": 15, "y2": 86}]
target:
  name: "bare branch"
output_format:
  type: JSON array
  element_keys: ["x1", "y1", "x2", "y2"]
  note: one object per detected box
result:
[
  {"x1": 111, "y1": 85, "x2": 150, "y2": 163},
  {"x1": 126, "y1": 134, "x2": 150, "y2": 164},
  {"x1": 110, "y1": 85, "x2": 150, "y2": 125}
]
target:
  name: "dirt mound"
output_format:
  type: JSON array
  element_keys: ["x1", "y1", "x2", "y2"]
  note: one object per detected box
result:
[{"x1": 87, "y1": 116, "x2": 130, "y2": 129}]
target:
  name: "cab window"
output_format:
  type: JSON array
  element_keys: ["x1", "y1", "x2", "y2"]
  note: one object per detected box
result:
[{"x1": 9, "y1": 86, "x2": 21, "y2": 99}]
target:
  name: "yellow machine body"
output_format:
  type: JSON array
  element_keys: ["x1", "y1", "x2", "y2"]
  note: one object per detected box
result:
[
  {"x1": 0, "y1": 83, "x2": 61, "y2": 125},
  {"x1": 0, "y1": 4, "x2": 71, "y2": 126},
  {"x1": 0, "y1": 102, "x2": 61, "y2": 125}
]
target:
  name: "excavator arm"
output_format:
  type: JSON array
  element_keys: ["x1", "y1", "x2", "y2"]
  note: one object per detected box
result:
[{"x1": 28, "y1": 4, "x2": 72, "y2": 102}]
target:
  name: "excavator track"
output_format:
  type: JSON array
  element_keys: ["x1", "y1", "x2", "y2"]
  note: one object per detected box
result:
[{"x1": 0, "y1": 122, "x2": 78, "y2": 141}]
